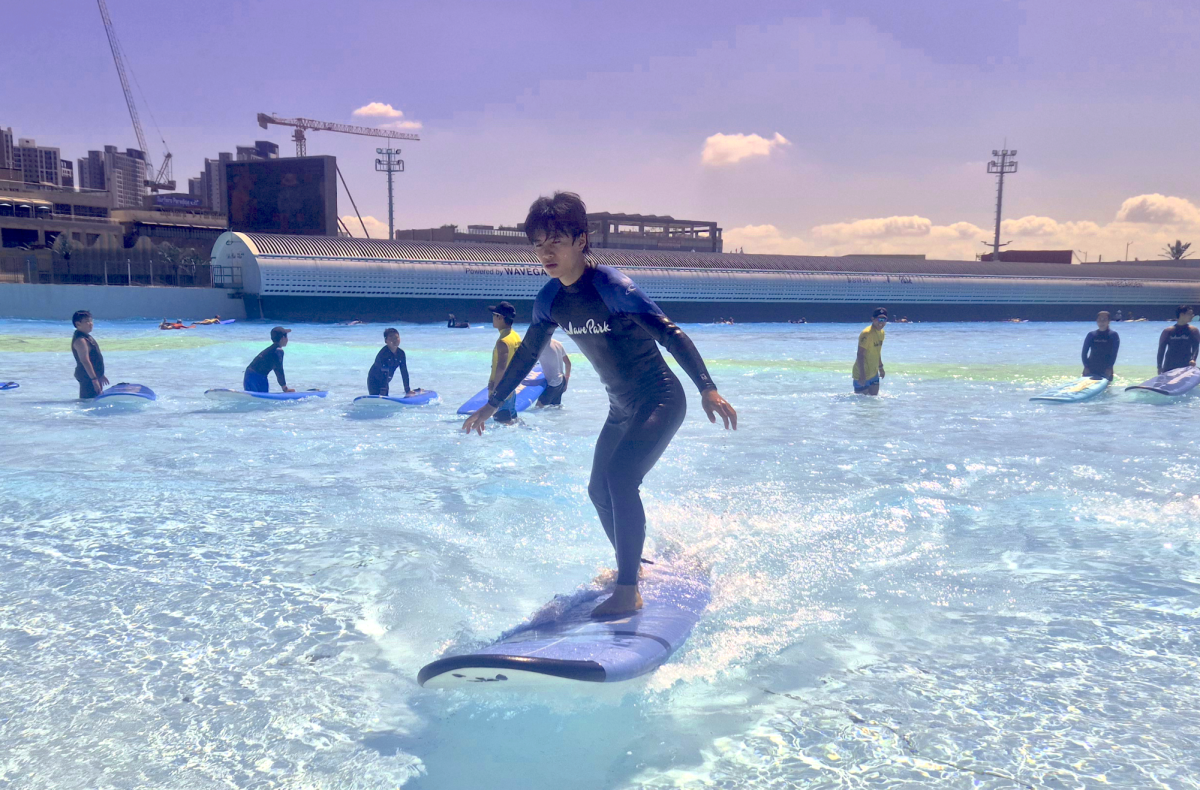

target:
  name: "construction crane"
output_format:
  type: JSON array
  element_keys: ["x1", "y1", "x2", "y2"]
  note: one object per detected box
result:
[
  {"x1": 96, "y1": 0, "x2": 174, "y2": 192},
  {"x1": 257, "y1": 113, "x2": 420, "y2": 157}
]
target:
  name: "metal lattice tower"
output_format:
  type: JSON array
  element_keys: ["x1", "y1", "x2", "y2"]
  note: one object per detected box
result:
[
  {"x1": 375, "y1": 148, "x2": 405, "y2": 239},
  {"x1": 984, "y1": 147, "x2": 1018, "y2": 260}
]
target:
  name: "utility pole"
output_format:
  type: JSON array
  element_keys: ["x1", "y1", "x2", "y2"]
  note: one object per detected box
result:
[
  {"x1": 375, "y1": 148, "x2": 405, "y2": 240},
  {"x1": 984, "y1": 147, "x2": 1018, "y2": 260}
]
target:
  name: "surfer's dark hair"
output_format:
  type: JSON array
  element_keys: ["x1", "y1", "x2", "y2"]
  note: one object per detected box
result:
[
  {"x1": 384, "y1": 327, "x2": 399, "y2": 339},
  {"x1": 525, "y1": 192, "x2": 591, "y2": 259},
  {"x1": 1177, "y1": 305, "x2": 1193, "y2": 317},
  {"x1": 72, "y1": 310, "x2": 91, "y2": 326}
]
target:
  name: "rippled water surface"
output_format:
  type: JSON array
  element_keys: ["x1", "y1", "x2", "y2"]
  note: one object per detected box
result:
[{"x1": 2, "y1": 318, "x2": 1198, "y2": 789}]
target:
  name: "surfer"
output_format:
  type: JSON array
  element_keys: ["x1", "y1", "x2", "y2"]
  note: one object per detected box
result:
[
  {"x1": 486, "y1": 302, "x2": 522, "y2": 423},
  {"x1": 853, "y1": 308, "x2": 888, "y2": 395},
  {"x1": 535, "y1": 337, "x2": 571, "y2": 406},
  {"x1": 71, "y1": 310, "x2": 108, "y2": 399},
  {"x1": 1081, "y1": 311, "x2": 1120, "y2": 380},
  {"x1": 196, "y1": 315, "x2": 222, "y2": 326},
  {"x1": 244, "y1": 326, "x2": 295, "y2": 393},
  {"x1": 1157, "y1": 305, "x2": 1200, "y2": 373},
  {"x1": 462, "y1": 192, "x2": 737, "y2": 617},
  {"x1": 368, "y1": 327, "x2": 415, "y2": 397},
  {"x1": 447, "y1": 313, "x2": 470, "y2": 329}
]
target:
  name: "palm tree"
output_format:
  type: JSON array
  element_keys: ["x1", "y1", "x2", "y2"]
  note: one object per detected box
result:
[{"x1": 1162, "y1": 239, "x2": 1193, "y2": 260}]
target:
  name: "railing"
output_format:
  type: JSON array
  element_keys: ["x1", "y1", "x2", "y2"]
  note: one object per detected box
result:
[{"x1": 0, "y1": 249, "x2": 223, "y2": 288}]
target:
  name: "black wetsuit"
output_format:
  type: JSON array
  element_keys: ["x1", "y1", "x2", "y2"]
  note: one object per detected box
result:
[
  {"x1": 1158, "y1": 324, "x2": 1200, "y2": 372},
  {"x1": 71, "y1": 329, "x2": 105, "y2": 398},
  {"x1": 489, "y1": 265, "x2": 716, "y2": 586},
  {"x1": 368, "y1": 346, "x2": 409, "y2": 396},
  {"x1": 1081, "y1": 329, "x2": 1120, "y2": 379},
  {"x1": 244, "y1": 344, "x2": 286, "y2": 392}
]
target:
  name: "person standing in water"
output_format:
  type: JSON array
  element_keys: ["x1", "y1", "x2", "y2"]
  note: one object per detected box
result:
[
  {"x1": 486, "y1": 301, "x2": 522, "y2": 423},
  {"x1": 1081, "y1": 311, "x2": 1120, "y2": 380},
  {"x1": 853, "y1": 308, "x2": 888, "y2": 395},
  {"x1": 1157, "y1": 305, "x2": 1199, "y2": 373},
  {"x1": 463, "y1": 192, "x2": 737, "y2": 617},
  {"x1": 368, "y1": 327, "x2": 416, "y2": 396},
  {"x1": 71, "y1": 310, "x2": 108, "y2": 399},
  {"x1": 535, "y1": 337, "x2": 572, "y2": 406},
  {"x1": 244, "y1": 326, "x2": 295, "y2": 393}
]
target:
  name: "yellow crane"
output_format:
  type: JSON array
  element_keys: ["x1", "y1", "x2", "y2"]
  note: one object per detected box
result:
[{"x1": 256, "y1": 113, "x2": 420, "y2": 157}]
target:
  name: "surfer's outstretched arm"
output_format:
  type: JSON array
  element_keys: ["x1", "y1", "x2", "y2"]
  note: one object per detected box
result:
[{"x1": 627, "y1": 313, "x2": 737, "y2": 430}]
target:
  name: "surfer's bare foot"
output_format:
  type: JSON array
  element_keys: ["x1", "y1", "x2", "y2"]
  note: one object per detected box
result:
[{"x1": 591, "y1": 584, "x2": 643, "y2": 617}]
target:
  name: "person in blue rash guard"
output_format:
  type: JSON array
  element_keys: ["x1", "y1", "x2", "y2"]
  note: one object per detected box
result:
[
  {"x1": 462, "y1": 192, "x2": 738, "y2": 617},
  {"x1": 244, "y1": 326, "x2": 295, "y2": 393},
  {"x1": 367, "y1": 327, "x2": 415, "y2": 397},
  {"x1": 1081, "y1": 311, "x2": 1119, "y2": 380}
]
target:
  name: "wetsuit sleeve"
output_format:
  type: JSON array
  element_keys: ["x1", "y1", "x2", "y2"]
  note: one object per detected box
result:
[
  {"x1": 592, "y1": 267, "x2": 717, "y2": 393},
  {"x1": 1158, "y1": 329, "x2": 1170, "y2": 370},
  {"x1": 1081, "y1": 332, "x2": 1094, "y2": 368},
  {"x1": 399, "y1": 349, "x2": 410, "y2": 393},
  {"x1": 274, "y1": 349, "x2": 287, "y2": 388},
  {"x1": 1192, "y1": 328, "x2": 1200, "y2": 363},
  {"x1": 627, "y1": 313, "x2": 717, "y2": 394},
  {"x1": 487, "y1": 322, "x2": 555, "y2": 408}
]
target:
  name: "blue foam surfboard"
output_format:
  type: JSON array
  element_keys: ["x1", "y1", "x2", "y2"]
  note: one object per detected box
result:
[
  {"x1": 418, "y1": 563, "x2": 710, "y2": 688},
  {"x1": 352, "y1": 389, "x2": 439, "y2": 409},
  {"x1": 93, "y1": 383, "x2": 156, "y2": 404},
  {"x1": 219, "y1": 319, "x2": 236, "y2": 324},
  {"x1": 1030, "y1": 376, "x2": 1109, "y2": 403},
  {"x1": 457, "y1": 366, "x2": 546, "y2": 415},
  {"x1": 205, "y1": 388, "x2": 327, "y2": 402},
  {"x1": 0, "y1": 381, "x2": 18, "y2": 391},
  {"x1": 1126, "y1": 366, "x2": 1200, "y2": 396}
]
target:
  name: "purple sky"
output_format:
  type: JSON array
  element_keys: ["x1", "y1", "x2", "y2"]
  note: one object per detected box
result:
[{"x1": 6, "y1": 0, "x2": 1199, "y2": 260}]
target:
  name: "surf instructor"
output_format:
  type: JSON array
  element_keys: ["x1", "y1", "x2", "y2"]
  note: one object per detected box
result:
[
  {"x1": 462, "y1": 192, "x2": 737, "y2": 617},
  {"x1": 1082, "y1": 311, "x2": 1120, "y2": 380},
  {"x1": 1157, "y1": 305, "x2": 1199, "y2": 373},
  {"x1": 71, "y1": 310, "x2": 108, "y2": 399},
  {"x1": 853, "y1": 308, "x2": 887, "y2": 395}
]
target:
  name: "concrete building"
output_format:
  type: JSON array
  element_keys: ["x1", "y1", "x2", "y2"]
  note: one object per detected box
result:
[
  {"x1": 198, "y1": 152, "x2": 233, "y2": 213},
  {"x1": 396, "y1": 213, "x2": 723, "y2": 252},
  {"x1": 59, "y1": 160, "x2": 73, "y2": 189},
  {"x1": 100, "y1": 145, "x2": 148, "y2": 209},
  {"x1": 214, "y1": 231, "x2": 1200, "y2": 323},
  {"x1": 13, "y1": 138, "x2": 62, "y2": 187},
  {"x1": 235, "y1": 140, "x2": 279, "y2": 161},
  {"x1": 77, "y1": 150, "x2": 106, "y2": 191}
]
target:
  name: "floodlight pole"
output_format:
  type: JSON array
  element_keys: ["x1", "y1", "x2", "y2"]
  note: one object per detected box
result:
[
  {"x1": 985, "y1": 147, "x2": 1018, "y2": 260},
  {"x1": 375, "y1": 148, "x2": 405, "y2": 240}
]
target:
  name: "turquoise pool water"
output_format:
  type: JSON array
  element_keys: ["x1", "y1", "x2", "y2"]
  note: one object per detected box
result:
[{"x1": 1, "y1": 318, "x2": 1198, "y2": 789}]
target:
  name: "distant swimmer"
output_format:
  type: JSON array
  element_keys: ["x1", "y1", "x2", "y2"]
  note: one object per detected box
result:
[
  {"x1": 1081, "y1": 311, "x2": 1120, "y2": 380},
  {"x1": 447, "y1": 313, "x2": 470, "y2": 329},
  {"x1": 486, "y1": 302, "x2": 522, "y2": 423},
  {"x1": 535, "y1": 337, "x2": 571, "y2": 406},
  {"x1": 196, "y1": 315, "x2": 222, "y2": 325},
  {"x1": 1114, "y1": 309, "x2": 1124, "y2": 322},
  {"x1": 462, "y1": 192, "x2": 737, "y2": 617},
  {"x1": 368, "y1": 327, "x2": 416, "y2": 396},
  {"x1": 1157, "y1": 305, "x2": 1199, "y2": 373},
  {"x1": 853, "y1": 307, "x2": 887, "y2": 395},
  {"x1": 71, "y1": 310, "x2": 108, "y2": 399},
  {"x1": 244, "y1": 326, "x2": 294, "y2": 393}
]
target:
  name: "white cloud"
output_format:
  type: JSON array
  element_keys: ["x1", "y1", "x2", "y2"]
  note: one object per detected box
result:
[
  {"x1": 352, "y1": 102, "x2": 404, "y2": 118},
  {"x1": 339, "y1": 215, "x2": 391, "y2": 239},
  {"x1": 701, "y1": 132, "x2": 790, "y2": 166},
  {"x1": 378, "y1": 120, "x2": 423, "y2": 131},
  {"x1": 1114, "y1": 193, "x2": 1200, "y2": 225},
  {"x1": 725, "y1": 194, "x2": 1200, "y2": 261},
  {"x1": 812, "y1": 215, "x2": 932, "y2": 242}
]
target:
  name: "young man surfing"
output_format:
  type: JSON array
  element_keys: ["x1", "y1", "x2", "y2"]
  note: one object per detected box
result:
[
  {"x1": 853, "y1": 308, "x2": 888, "y2": 395},
  {"x1": 462, "y1": 192, "x2": 737, "y2": 617},
  {"x1": 1157, "y1": 305, "x2": 1199, "y2": 374}
]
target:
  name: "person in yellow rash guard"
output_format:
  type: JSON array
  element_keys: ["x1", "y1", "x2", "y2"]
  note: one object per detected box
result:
[
  {"x1": 487, "y1": 301, "x2": 523, "y2": 422},
  {"x1": 853, "y1": 307, "x2": 888, "y2": 395}
]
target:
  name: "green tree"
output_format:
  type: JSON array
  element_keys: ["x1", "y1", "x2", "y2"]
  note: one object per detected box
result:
[
  {"x1": 52, "y1": 233, "x2": 75, "y2": 260},
  {"x1": 1162, "y1": 239, "x2": 1193, "y2": 260}
]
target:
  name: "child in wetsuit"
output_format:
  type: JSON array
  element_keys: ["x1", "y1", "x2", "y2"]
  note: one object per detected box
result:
[
  {"x1": 244, "y1": 326, "x2": 294, "y2": 393},
  {"x1": 368, "y1": 327, "x2": 414, "y2": 396},
  {"x1": 463, "y1": 192, "x2": 737, "y2": 617}
]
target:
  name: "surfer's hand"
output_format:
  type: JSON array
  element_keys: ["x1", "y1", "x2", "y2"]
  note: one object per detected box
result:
[
  {"x1": 878, "y1": 366, "x2": 886, "y2": 379},
  {"x1": 98, "y1": 375, "x2": 110, "y2": 389},
  {"x1": 702, "y1": 390, "x2": 737, "y2": 430},
  {"x1": 463, "y1": 404, "x2": 497, "y2": 435},
  {"x1": 283, "y1": 386, "x2": 295, "y2": 393}
]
